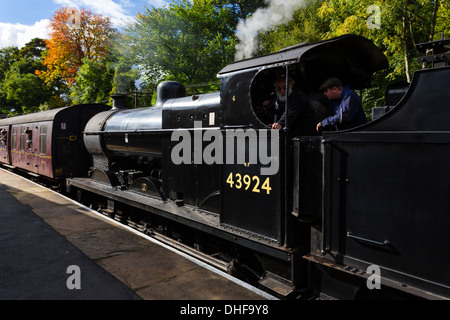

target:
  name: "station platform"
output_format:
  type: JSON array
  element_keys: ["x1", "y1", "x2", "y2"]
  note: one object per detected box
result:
[{"x1": 0, "y1": 168, "x2": 273, "y2": 300}]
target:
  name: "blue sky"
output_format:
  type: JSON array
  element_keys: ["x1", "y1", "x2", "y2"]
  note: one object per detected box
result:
[{"x1": 0, "y1": 0, "x2": 169, "y2": 48}]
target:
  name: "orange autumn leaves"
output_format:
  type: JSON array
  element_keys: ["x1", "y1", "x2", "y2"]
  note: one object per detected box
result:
[{"x1": 36, "y1": 8, "x2": 115, "y2": 86}]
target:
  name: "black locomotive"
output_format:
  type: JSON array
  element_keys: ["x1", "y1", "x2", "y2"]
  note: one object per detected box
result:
[{"x1": 2, "y1": 34, "x2": 449, "y2": 299}]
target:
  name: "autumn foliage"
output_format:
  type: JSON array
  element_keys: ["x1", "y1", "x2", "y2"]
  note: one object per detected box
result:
[{"x1": 37, "y1": 7, "x2": 115, "y2": 86}]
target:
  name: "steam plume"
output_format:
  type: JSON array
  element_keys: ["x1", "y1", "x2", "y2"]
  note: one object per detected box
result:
[{"x1": 235, "y1": 0, "x2": 306, "y2": 61}]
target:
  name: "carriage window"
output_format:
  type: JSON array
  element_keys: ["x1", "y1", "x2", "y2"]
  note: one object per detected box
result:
[
  {"x1": 25, "y1": 127, "x2": 32, "y2": 150},
  {"x1": 12, "y1": 128, "x2": 17, "y2": 150},
  {"x1": 0, "y1": 129, "x2": 6, "y2": 149},
  {"x1": 20, "y1": 127, "x2": 33, "y2": 151},
  {"x1": 20, "y1": 127, "x2": 26, "y2": 151},
  {"x1": 40, "y1": 125, "x2": 47, "y2": 155}
]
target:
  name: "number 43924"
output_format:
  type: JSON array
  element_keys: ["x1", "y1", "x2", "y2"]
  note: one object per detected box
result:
[{"x1": 226, "y1": 172, "x2": 272, "y2": 195}]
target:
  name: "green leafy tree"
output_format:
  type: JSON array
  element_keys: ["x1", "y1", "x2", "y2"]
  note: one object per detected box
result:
[
  {"x1": 0, "y1": 39, "x2": 59, "y2": 114},
  {"x1": 69, "y1": 58, "x2": 115, "y2": 104},
  {"x1": 122, "y1": 0, "x2": 265, "y2": 94},
  {"x1": 110, "y1": 56, "x2": 143, "y2": 107},
  {"x1": 18, "y1": 38, "x2": 47, "y2": 60},
  {"x1": 0, "y1": 46, "x2": 20, "y2": 115},
  {"x1": 301, "y1": 0, "x2": 450, "y2": 81},
  {"x1": 258, "y1": 0, "x2": 450, "y2": 116},
  {"x1": 258, "y1": 0, "x2": 329, "y2": 53},
  {"x1": 0, "y1": 46, "x2": 19, "y2": 79},
  {"x1": 2, "y1": 58, "x2": 51, "y2": 113}
]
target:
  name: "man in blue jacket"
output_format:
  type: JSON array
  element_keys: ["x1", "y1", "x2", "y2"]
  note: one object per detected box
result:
[{"x1": 316, "y1": 77, "x2": 367, "y2": 132}]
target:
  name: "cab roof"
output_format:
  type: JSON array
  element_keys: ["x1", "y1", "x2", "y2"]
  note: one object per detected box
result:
[{"x1": 218, "y1": 34, "x2": 389, "y2": 89}]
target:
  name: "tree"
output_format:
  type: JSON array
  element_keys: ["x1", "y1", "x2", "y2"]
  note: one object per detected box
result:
[
  {"x1": 18, "y1": 38, "x2": 47, "y2": 59},
  {"x1": 0, "y1": 46, "x2": 20, "y2": 114},
  {"x1": 3, "y1": 60, "x2": 51, "y2": 113},
  {"x1": 307, "y1": 0, "x2": 450, "y2": 81},
  {"x1": 257, "y1": 0, "x2": 450, "y2": 116},
  {"x1": 37, "y1": 7, "x2": 116, "y2": 86},
  {"x1": 69, "y1": 58, "x2": 115, "y2": 104},
  {"x1": 122, "y1": 0, "x2": 265, "y2": 94},
  {"x1": 258, "y1": 0, "x2": 328, "y2": 54},
  {"x1": 0, "y1": 39, "x2": 59, "y2": 114},
  {"x1": 0, "y1": 46, "x2": 19, "y2": 80}
]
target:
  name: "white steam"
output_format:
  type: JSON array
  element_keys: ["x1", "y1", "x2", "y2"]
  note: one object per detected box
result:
[{"x1": 235, "y1": 0, "x2": 306, "y2": 61}]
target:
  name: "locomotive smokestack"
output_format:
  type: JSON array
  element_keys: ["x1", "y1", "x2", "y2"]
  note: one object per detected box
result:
[{"x1": 111, "y1": 94, "x2": 128, "y2": 110}]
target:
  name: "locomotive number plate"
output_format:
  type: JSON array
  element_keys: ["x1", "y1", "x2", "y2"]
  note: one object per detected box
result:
[{"x1": 225, "y1": 172, "x2": 272, "y2": 195}]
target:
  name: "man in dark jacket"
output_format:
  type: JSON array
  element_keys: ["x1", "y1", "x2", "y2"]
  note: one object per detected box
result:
[
  {"x1": 316, "y1": 77, "x2": 367, "y2": 132},
  {"x1": 264, "y1": 75, "x2": 316, "y2": 136}
]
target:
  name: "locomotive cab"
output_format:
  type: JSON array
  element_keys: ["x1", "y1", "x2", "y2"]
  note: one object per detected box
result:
[{"x1": 217, "y1": 34, "x2": 388, "y2": 242}]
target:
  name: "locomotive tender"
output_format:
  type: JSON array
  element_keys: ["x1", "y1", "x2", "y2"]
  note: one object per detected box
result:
[{"x1": 2, "y1": 34, "x2": 449, "y2": 299}]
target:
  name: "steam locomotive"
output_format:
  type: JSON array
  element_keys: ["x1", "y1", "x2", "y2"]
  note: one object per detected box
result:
[{"x1": 1, "y1": 34, "x2": 449, "y2": 299}]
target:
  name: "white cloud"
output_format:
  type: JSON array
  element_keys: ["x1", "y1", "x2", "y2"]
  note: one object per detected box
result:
[
  {"x1": 147, "y1": 0, "x2": 168, "y2": 8},
  {"x1": 0, "y1": 0, "x2": 169, "y2": 49},
  {"x1": 0, "y1": 19, "x2": 50, "y2": 49},
  {"x1": 53, "y1": 0, "x2": 134, "y2": 26}
]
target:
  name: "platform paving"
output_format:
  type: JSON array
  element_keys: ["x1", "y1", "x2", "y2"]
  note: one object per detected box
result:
[{"x1": 0, "y1": 168, "x2": 268, "y2": 300}]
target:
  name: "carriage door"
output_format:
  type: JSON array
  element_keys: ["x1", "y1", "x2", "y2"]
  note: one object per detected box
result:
[
  {"x1": 37, "y1": 125, "x2": 50, "y2": 176},
  {"x1": 18, "y1": 126, "x2": 35, "y2": 172},
  {"x1": 0, "y1": 127, "x2": 8, "y2": 163}
]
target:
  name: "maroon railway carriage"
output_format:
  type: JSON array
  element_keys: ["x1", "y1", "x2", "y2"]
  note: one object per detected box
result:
[{"x1": 0, "y1": 104, "x2": 110, "y2": 181}]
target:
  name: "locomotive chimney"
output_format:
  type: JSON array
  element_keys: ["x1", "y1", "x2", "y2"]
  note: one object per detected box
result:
[{"x1": 111, "y1": 94, "x2": 128, "y2": 110}]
